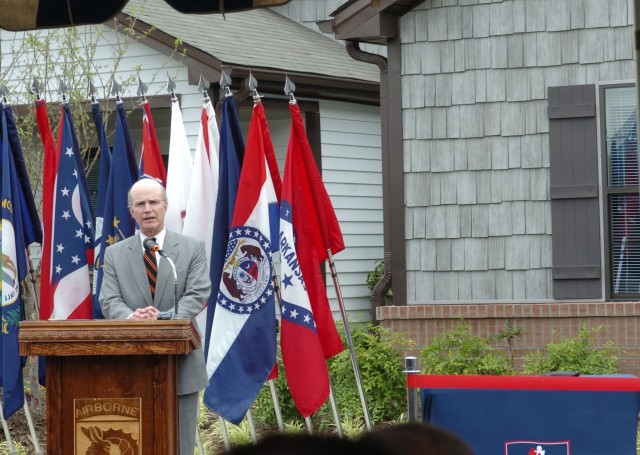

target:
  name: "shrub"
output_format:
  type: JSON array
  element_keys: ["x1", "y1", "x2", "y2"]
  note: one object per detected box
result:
[
  {"x1": 252, "y1": 323, "x2": 412, "y2": 429},
  {"x1": 316, "y1": 324, "x2": 412, "y2": 427},
  {"x1": 419, "y1": 320, "x2": 516, "y2": 375},
  {"x1": 522, "y1": 325, "x2": 619, "y2": 375}
]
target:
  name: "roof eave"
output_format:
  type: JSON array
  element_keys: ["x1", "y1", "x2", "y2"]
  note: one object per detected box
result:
[
  {"x1": 326, "y1": 0, "x2": 425, "y2": 44},
  {"x1": 109, "y1": 12, "x2": 380, "y2": 105}
]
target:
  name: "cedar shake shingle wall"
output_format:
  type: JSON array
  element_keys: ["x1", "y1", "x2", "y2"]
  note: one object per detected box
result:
[
  {"x1": 401, "y1": 0, "x2": 635, "y2": 302},
  {"x1": 378, "y1": 303, "x2": 640, "y2": 375}
]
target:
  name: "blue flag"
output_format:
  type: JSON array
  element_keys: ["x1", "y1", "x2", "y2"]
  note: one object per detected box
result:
[
  {"x1": 99, "y1": 102, "x2": 137, "y2": 286},
  {"x1": 4, "y1": 106, "x2": 42, "y2": 246},
  {"x1": 1, "y1": 104, "x2": 30, "y2": 418},
  {"x1": 203, "y1": 94, "x2": 245, "y2": 358},
  {"x1": 91, "y1": 102, "x2": 112, "y2": 318},
  {"x1": 204, "y1": 101, "x2": 277, "y2": 424}
]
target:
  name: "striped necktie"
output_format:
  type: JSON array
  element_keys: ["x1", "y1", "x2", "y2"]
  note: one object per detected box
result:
[{"x1": 143, "y1": 239, "x2": 158, "y2": 299}]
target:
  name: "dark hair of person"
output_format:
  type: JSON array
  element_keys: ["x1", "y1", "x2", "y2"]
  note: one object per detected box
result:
[
  {"x1": 223, "y1": 433, "x2": 384, "y2": 455},
  {"x1": 357, "y1": 423, "x2": 476, "y2": 455}
]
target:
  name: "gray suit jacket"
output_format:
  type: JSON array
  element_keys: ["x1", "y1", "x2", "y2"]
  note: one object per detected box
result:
[{"x1": 99, "y1": 230, "x2": 211, "y2": 395}]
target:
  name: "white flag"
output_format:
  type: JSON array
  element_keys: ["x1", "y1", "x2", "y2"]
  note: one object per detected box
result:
[
  {"x1": 165, "y1": 98, "x2": 193, "y2": 233},
  {"x1": 182, "y1": 99, "x2": 220, "y2": 264}
]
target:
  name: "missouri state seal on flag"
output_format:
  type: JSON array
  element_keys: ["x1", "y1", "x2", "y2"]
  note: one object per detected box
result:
[{"x1": 505, "y1": 441, "x2": 570, "y2": 455}]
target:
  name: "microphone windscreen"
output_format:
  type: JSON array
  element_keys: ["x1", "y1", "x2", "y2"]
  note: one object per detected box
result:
[{"x1": 143, "y1": 238, "x2": 158, "y2": 251}]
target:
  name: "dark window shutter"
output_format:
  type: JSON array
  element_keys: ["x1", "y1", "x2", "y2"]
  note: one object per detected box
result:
[{"x1": 548, "y1": 84, "x2": 602, "y2": 299}]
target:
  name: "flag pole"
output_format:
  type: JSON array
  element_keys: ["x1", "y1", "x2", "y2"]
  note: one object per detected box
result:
[
  {"x1": 218, "y1": 416, "x2": 230, "y2": 450},
  {"x1": 20, "y1": 281, "x2": 44, "y2": 454},
  {"x1": 22, "y1": 401, "x2": 43, "y2": 454},
  {"x1": 328, "y1": 384, "x2": 343, "y2": 437},
  {"x1": 269, "y1": 272, "x2": 285, "y2": 432},
  {"x1": 246, "y1": 411, "x2": 258, "y2": 444},
  {"x1": 327, "y1": 249, "x2": 373, "y2": 430},
  {"x1": 304, "y1": 416, "x2": 313, "y2": 435},
  {"x1": 0, "y1": 400, "x2": 17, "y2": 455},
  {"x1": 268, "y1": 380, "x2": 285, "y2": 432}
]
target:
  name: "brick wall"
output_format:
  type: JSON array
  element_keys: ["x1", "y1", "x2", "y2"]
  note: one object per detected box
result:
[{"x1": 377, "y1": 302, "x2": 640, "y2": 375}]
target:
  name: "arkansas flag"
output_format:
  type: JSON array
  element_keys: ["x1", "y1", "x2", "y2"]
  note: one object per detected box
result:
[
  {"x1": 204, "y1": 101, "x2": 277, "y2": 424},
  {"x1": 279, "y1": 200, "x2": 330, "y2": 416},
  {"x1": 283, "y1": 101, "x2": 344, "y2": 360}
]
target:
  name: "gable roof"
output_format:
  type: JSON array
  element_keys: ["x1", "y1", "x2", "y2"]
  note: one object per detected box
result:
[{"x1": 120, "y1": 0, "x2": 380, "y2": 102}]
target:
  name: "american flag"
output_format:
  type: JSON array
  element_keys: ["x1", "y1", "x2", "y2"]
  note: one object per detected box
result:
[{"x1": 48, "y1": 105, "x2": 94, "y2": 320}]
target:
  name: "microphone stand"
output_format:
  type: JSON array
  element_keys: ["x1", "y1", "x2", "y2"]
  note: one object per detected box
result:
[{"x1": 158, "y1": 251, "x2": 179, "y2": 317}]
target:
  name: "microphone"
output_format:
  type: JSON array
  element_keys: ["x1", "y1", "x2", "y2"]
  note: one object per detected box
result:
[
  {"x1": 144, "y1": 237, "x2": 179, "y2": 318},
  {"x1": 143, "y1": 237, "x2": 162, "y2": 255}
]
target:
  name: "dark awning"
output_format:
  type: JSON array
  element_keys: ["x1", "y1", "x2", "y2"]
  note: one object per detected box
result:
[{"x1": 0, "y1": 0, "x2": 291, "y2": 31}]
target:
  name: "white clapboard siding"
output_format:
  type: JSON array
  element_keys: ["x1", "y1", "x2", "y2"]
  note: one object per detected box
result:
[
  {"x1": 320, "y1": 99, "x2": 383, "y2": 322},
  {"x1": 240, "y1": 101, "x2": 383, "y2": 321}
]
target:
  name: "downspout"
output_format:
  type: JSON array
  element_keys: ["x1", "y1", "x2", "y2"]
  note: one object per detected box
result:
[{"x1": 345, "y1": 40, "x2": 392, "y2": 322}]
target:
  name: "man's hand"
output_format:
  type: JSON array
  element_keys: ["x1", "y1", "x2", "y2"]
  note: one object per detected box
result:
[{"x1": 129, "y1": 306, "x2": 160, "y2": 320}]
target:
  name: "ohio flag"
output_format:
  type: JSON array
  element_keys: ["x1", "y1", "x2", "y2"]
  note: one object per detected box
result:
[
  {"x1": 204, "y1": 101, "x2": 277, "y2": 424},
  {"x1": 42, "y1": 104, "x2": 95, "y2": 320}
]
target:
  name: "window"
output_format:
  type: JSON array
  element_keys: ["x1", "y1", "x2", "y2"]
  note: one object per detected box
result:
[{"x1": 602, "y1": 86, "x2": 640, "y2": 299}]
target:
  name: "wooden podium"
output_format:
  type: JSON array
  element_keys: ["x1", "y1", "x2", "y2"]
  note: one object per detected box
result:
[{"x1": 19, "y1": 319, "x2": 201, "y2": 455}]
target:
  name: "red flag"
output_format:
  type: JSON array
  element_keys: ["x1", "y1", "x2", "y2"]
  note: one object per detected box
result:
[
  {"x1": 35, "y1": 99, "x2": 58, "y2": 320},
  {"x1": 259, "y1": 109, "x2": 282, "y2": 202},
  {"x1": 139, "y1": 102, "x2": 167, "y2": 184},
  {"x1": 284, "y1": 102, "x2": 344, "y2": 360}
]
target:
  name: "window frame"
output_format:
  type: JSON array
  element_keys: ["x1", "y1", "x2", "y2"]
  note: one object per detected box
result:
[{"x1": 599, "y1": 82, "x2": 640, "y2": 301}]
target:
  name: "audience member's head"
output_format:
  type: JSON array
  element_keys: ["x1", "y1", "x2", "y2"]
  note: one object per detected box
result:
[
  {"x1": 358, "y1": 422, "x2": 476, "y2": 455},
  {"x1": 223, "y1": 423, "x2": 474, "y2": 455},
  {"x1": 223, "y1": 433, "x2": 380, "y2": 455}
]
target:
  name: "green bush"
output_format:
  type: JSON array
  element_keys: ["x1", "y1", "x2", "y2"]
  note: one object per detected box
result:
[
  {"x1": 419, "y1": 320, "x2": 516, "y2": 375},
  {"x1": 252, "y1": 323, "x2": 412, "y2": 429},
  {"x1": 316, "y1": 324, "x2": 411, "y2": 427},
  {"x1": 522, "y1": 325, "x2": 619, "y2": 375}
]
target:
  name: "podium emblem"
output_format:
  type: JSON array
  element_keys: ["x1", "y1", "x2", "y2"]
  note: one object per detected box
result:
[{"x1": 74, "y1": 398, "x2": 141, "y2": 455}]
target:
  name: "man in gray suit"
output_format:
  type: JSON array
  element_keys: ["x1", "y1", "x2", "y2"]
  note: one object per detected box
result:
[{"x1": 100, "y1": 178, "x2": 211, "y2": 455}]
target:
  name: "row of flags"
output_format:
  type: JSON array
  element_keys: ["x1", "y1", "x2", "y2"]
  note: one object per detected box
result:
[{"x1": 1, "y1": 87, "x2": 347, "y2": 423}]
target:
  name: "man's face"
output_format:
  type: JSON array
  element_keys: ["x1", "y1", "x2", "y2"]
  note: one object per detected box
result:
[{"x1": 129, "y1": 182, "x2": 168, "y2": 237}]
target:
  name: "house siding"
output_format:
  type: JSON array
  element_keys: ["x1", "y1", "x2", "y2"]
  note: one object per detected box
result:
[
  {"x1": 320, "y1": 100, "x2": 383, "y2": 321},
  {"x1": 401, "y1": 0, "x2": 635, "y2": 303}
]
